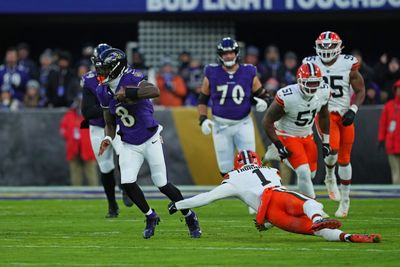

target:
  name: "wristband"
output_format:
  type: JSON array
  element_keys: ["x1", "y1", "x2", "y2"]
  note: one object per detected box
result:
[
  {"x1": 349, "y1": 104, "x2": 358, "y2": 114},
  {"x1": 322, "y1": 134, "x2": 330, "y2": 144},
  {"x1": 103, "y1": 136, "x2": 113, "y2": 142},
  {"x1": 199, "y1": 115, "x2": 207, "y2": 126}
]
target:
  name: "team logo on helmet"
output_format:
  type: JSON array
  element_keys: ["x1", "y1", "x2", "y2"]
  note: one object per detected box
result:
[
  {"x1": 234, "y1": 150, "x2": 262, "y2": 170},
  {"x1": 297, "y1": 63, "x2": 323, "y2": 98},
  {"x1": 315, "y1": 31, "x2": 343, "y2": 63}
]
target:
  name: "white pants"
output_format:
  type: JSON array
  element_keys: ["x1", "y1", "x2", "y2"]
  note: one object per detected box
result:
[
  {"x1": 119, "y1": 125, "x2": 167, "y2": 187},
  {"x1": 212, "y1": 116, "x2": 256, "y2": 173},
  {"x1": 89, "y1": 125, "x2": 122, "y2": 173}
]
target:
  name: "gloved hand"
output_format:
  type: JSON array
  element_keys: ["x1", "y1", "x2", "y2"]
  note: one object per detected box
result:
[
  {"x1": 322, "y1": 143, "x2": 331, "y2": 158},
  {"x1": 253, "y1": 97, "x2": 268, "y2": 112},
  {"x1": 342, "y1": 107, "x2": 357, "y2": 126},
  {"x1": 254, "y1": 219, "x2": 274, "y2": 232},
  {"x1": 199, "y1": 115, "x2": 214, "y2": 135},
  {"x1": 274, "y1": 141, "x2": 291, "y2": 160}
]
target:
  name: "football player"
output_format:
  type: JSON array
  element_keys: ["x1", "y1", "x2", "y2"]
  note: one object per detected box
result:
[
  {"x1": 169, "y1": 150, "x2": 381, "y2": 243},
  {"x1": 263, "y1": 63, "x2": 331, "y2": 199},
  {"x1": 303, "y1": 31, "x2": 366, "y2": 217},
  {"x1": 96, "y1": 48, "x2": 201, "y2": 239},
  {"x1": 81, "y1": 43, "x2": 131, "y2": 218},
  {"x1": 197, "y1": 37, "x2": 270, "y2": 178}
]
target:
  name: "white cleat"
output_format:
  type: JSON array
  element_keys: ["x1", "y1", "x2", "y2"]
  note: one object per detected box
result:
[
  {"x1": 248, "y1": 207, "x2": 257, "y2": 215},
  {"x1": 335, "y1": 199, "x2": 350, "y2": 218},
  {"x1": 324, "y1": 177, "x2": 341, "y2": 202},
  {"x1": 263, "y1": 144, "x2": 280, "y2": 163}
]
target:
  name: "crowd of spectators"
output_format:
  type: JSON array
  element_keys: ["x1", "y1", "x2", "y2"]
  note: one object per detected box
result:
[{"x1": 0, "y1": 42, "x2": 399, "y2": 111}]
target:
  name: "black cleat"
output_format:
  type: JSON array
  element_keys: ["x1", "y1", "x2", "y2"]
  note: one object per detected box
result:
[
  {"x1": 185, "y1": 212, "x2": 202, "y2": 238},
  {"x1": 143, "y1": 209, "x2": 160, "y2": 239},
  {"x1": 106, "y1": 203, "x2": 119, "y2": 218},
  {"x1": 168, "y1": 202, "x2": 178, "y2": 215},
  {"x1": 122, "y1": 189, "x2": 134, "y2": 207}
]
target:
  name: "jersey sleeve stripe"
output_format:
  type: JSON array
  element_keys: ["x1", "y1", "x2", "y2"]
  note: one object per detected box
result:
[
  {"x1": 275, "y1": 95, "x2": 284, "y2": 107},
  {"x1": 351, "y1": 62, "x2": 360, "y2": 71}
]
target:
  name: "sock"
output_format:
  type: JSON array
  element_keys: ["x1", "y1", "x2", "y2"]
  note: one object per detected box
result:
[
  {"x1": 303, "y1": 199, "x2": 324, "y2": 221},
  {"x1": 100, "y1": 170, "x2": 117, "y2": 208},
  {"x1": 145, "y1": 209, "x2": 153, "y2": 216},
  {"x1": 295, "y1": 165, "x2": 315, "y2": 199},
  {"x1": 122, "y1": 182, "x2": 150, "y2": 214},
  {"x1": 315, "y1": 229, "x2": 344, "y2": 241},
  {"x1": 338, "y1": 164, "x2": 352, "y2": 200},
  {"x1": 324, "y1": 154, "x2": 338, "y2": 179},
  {"x1": 159, "y1": 183, "x2": 190, "y2": 216}
]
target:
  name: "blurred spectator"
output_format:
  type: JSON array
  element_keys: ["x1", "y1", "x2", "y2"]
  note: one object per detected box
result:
[
  {"x1": 363, "y1": 82, "x2": 381, "y2": 105},
  {"x1": 261, "y1": 45, "x2": 283, "y2": 83},
  {"x1": 0, "y1": 47, "x2": 30, "y2": 101},
  {"x1": 155, "y1": 58, "x2": 187, "y2": 107},
  {"x1": 178, "y1": 51, "x2": 191, "y2": 85},
  {"x1": 351, "y1": 49, "x2": 374, "y2": 87},
  {"x1": 60, "y1": 95, "x2": 98, "y2": 186},
  {"x1": 23, "y1": 80, "x2": 46, "y2": 108},
  {"x1": 130, "y1": 49, "x2": 155, "y2": 83},
  {"x1": 244, "y1": 45, "x2": 266, "y2": 80},
  {"x1": 184, "y1": 58, "x2": 203, "y2": 106},
  {"x1": 378, "y1": 80, "x2": 400, "y2": 184},
  {"x1": 38, "y1": 49, "x2": 55, "y2": 106},
  {"x1": 264, "y1": 77, "x2": 280, "y2": 97},
  {"x1": 47, "y1": 51, "x2": 80, "y2": 107},
  {"x1": 374, "y1": 54, "x2": 400, "y2": 103},
  {"x1": 80, "y1": 44, "x2": 94, "y2": 67},
  {"x1": 76, "y1": 61, "x2": 90, "y2": 79},
  {"x1": 17, "y1": 42, "x2": 39, "y2": 79},
  {"x1": 277, "y1": 51, "x2": 298, "y2": 87},
  {"x1": 0, "y1": 84, "x2": 22, "y2": 111}
]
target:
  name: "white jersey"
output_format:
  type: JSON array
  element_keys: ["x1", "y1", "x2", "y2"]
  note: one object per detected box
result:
[
  {"x1": 274, "y1": 83, "x2": 330, "y2": 137},
  {"x1": 302, "y1": 54, "x2": 359, "y2": 115},
  {"x1": 224, "y1": 165, "x2": 283, "y2": 209}
]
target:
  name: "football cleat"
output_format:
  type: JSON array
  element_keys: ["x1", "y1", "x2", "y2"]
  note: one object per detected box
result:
[
  {"x1": 168, "y1": 202, "x2": 178, "y2": 215},
  {"x1": 185, "y1": 212, "x2": 202, "y2": 238},
  {"x1": 324, "y1": 176, "x2": 341, "y2": 202},
  {"x1": 348, "y1": 234, "x2": 382, "y2": 243},
  {"x1": 143, "y1": 209, "x2": 160, "y2": 239},
  {"x1": 311, "y1": 218, "x2": 341, "y2": 231},
  {"x1": 122, "y1": 190, "x2": 134, "y2": 207},
  {"x1": 105, "y1": 202, "x2": 119, "y2": 218},
  {"x1": 335, "y1": 199, "x2": 350, "y2": 218}
]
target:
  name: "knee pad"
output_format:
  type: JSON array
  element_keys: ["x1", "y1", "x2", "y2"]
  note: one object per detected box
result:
[
  {"x1": 296, "y1": 164, "x2": 311, "y2": 182},
  {"x1": 324, "y1": 153, "x2": 338, "y2": 167},
  {"x1": 338, "y1": 164, "x2": 352, "y2": 181}
]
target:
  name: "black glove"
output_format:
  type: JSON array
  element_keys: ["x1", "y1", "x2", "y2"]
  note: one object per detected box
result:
[
  {"x1": 342, "y1": 109, "x2": 356, "y2": 126},
  {"x1": 274, "y1": 141, "x2": 291, "y2": 160},
  {"x1": 254, "y1": 219, "x2": 267, "y2": 232},
  {"x1": 322, "y1": 143, "x2": 331, "y2": 158},
  {"x1": 199, "y1": 115, "x2": 208, "y2": 126}
]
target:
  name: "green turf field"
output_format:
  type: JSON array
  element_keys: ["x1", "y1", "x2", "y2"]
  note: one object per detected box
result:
[{"x1": 0, "y1": 198, "x2": 399, "y2": 267}]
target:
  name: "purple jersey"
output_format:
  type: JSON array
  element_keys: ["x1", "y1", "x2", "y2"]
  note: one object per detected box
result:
[
  {"x1": 81, "y1": 71, "x2": 105, "y2": 127},
  {"x1": 205, "y1": 64, "x2": 256, "y2": 120},
  {"x1": 96, "y1": 68, "x2": 159, "y2": 145}
]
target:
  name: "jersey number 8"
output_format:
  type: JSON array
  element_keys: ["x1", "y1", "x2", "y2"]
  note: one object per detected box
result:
[{"x1": 116, "y1": 106, "x2": 135, "y2": 127}]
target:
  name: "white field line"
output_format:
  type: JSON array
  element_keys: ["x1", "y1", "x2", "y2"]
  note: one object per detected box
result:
[{"x1": 0, "y1": 244, "x2": 398, "y2": 253}]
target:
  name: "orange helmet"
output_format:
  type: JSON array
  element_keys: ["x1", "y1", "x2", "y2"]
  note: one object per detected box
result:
[
  {"x1": 315, "y1": 31, "x2": 343, "y2": 63},
  {"x1": 297, "y1": 63, "x2": 323, "y2": 98},
  {"x1": 234, "y1": 150, "x2": 262, "y2": 170}
]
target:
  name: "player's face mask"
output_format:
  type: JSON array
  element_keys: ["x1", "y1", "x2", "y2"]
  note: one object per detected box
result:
[
  {"x1": 297, "y1": 63, "x2": 323, "y2": 98},
  {"x1": 315, "y1": 31, "x2": 343, "y2": 63}
]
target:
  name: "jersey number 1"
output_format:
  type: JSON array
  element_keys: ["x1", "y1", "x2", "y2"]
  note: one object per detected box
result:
[{"x1": 252, "y1": 169, "x2": 271, "y2": 186}]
